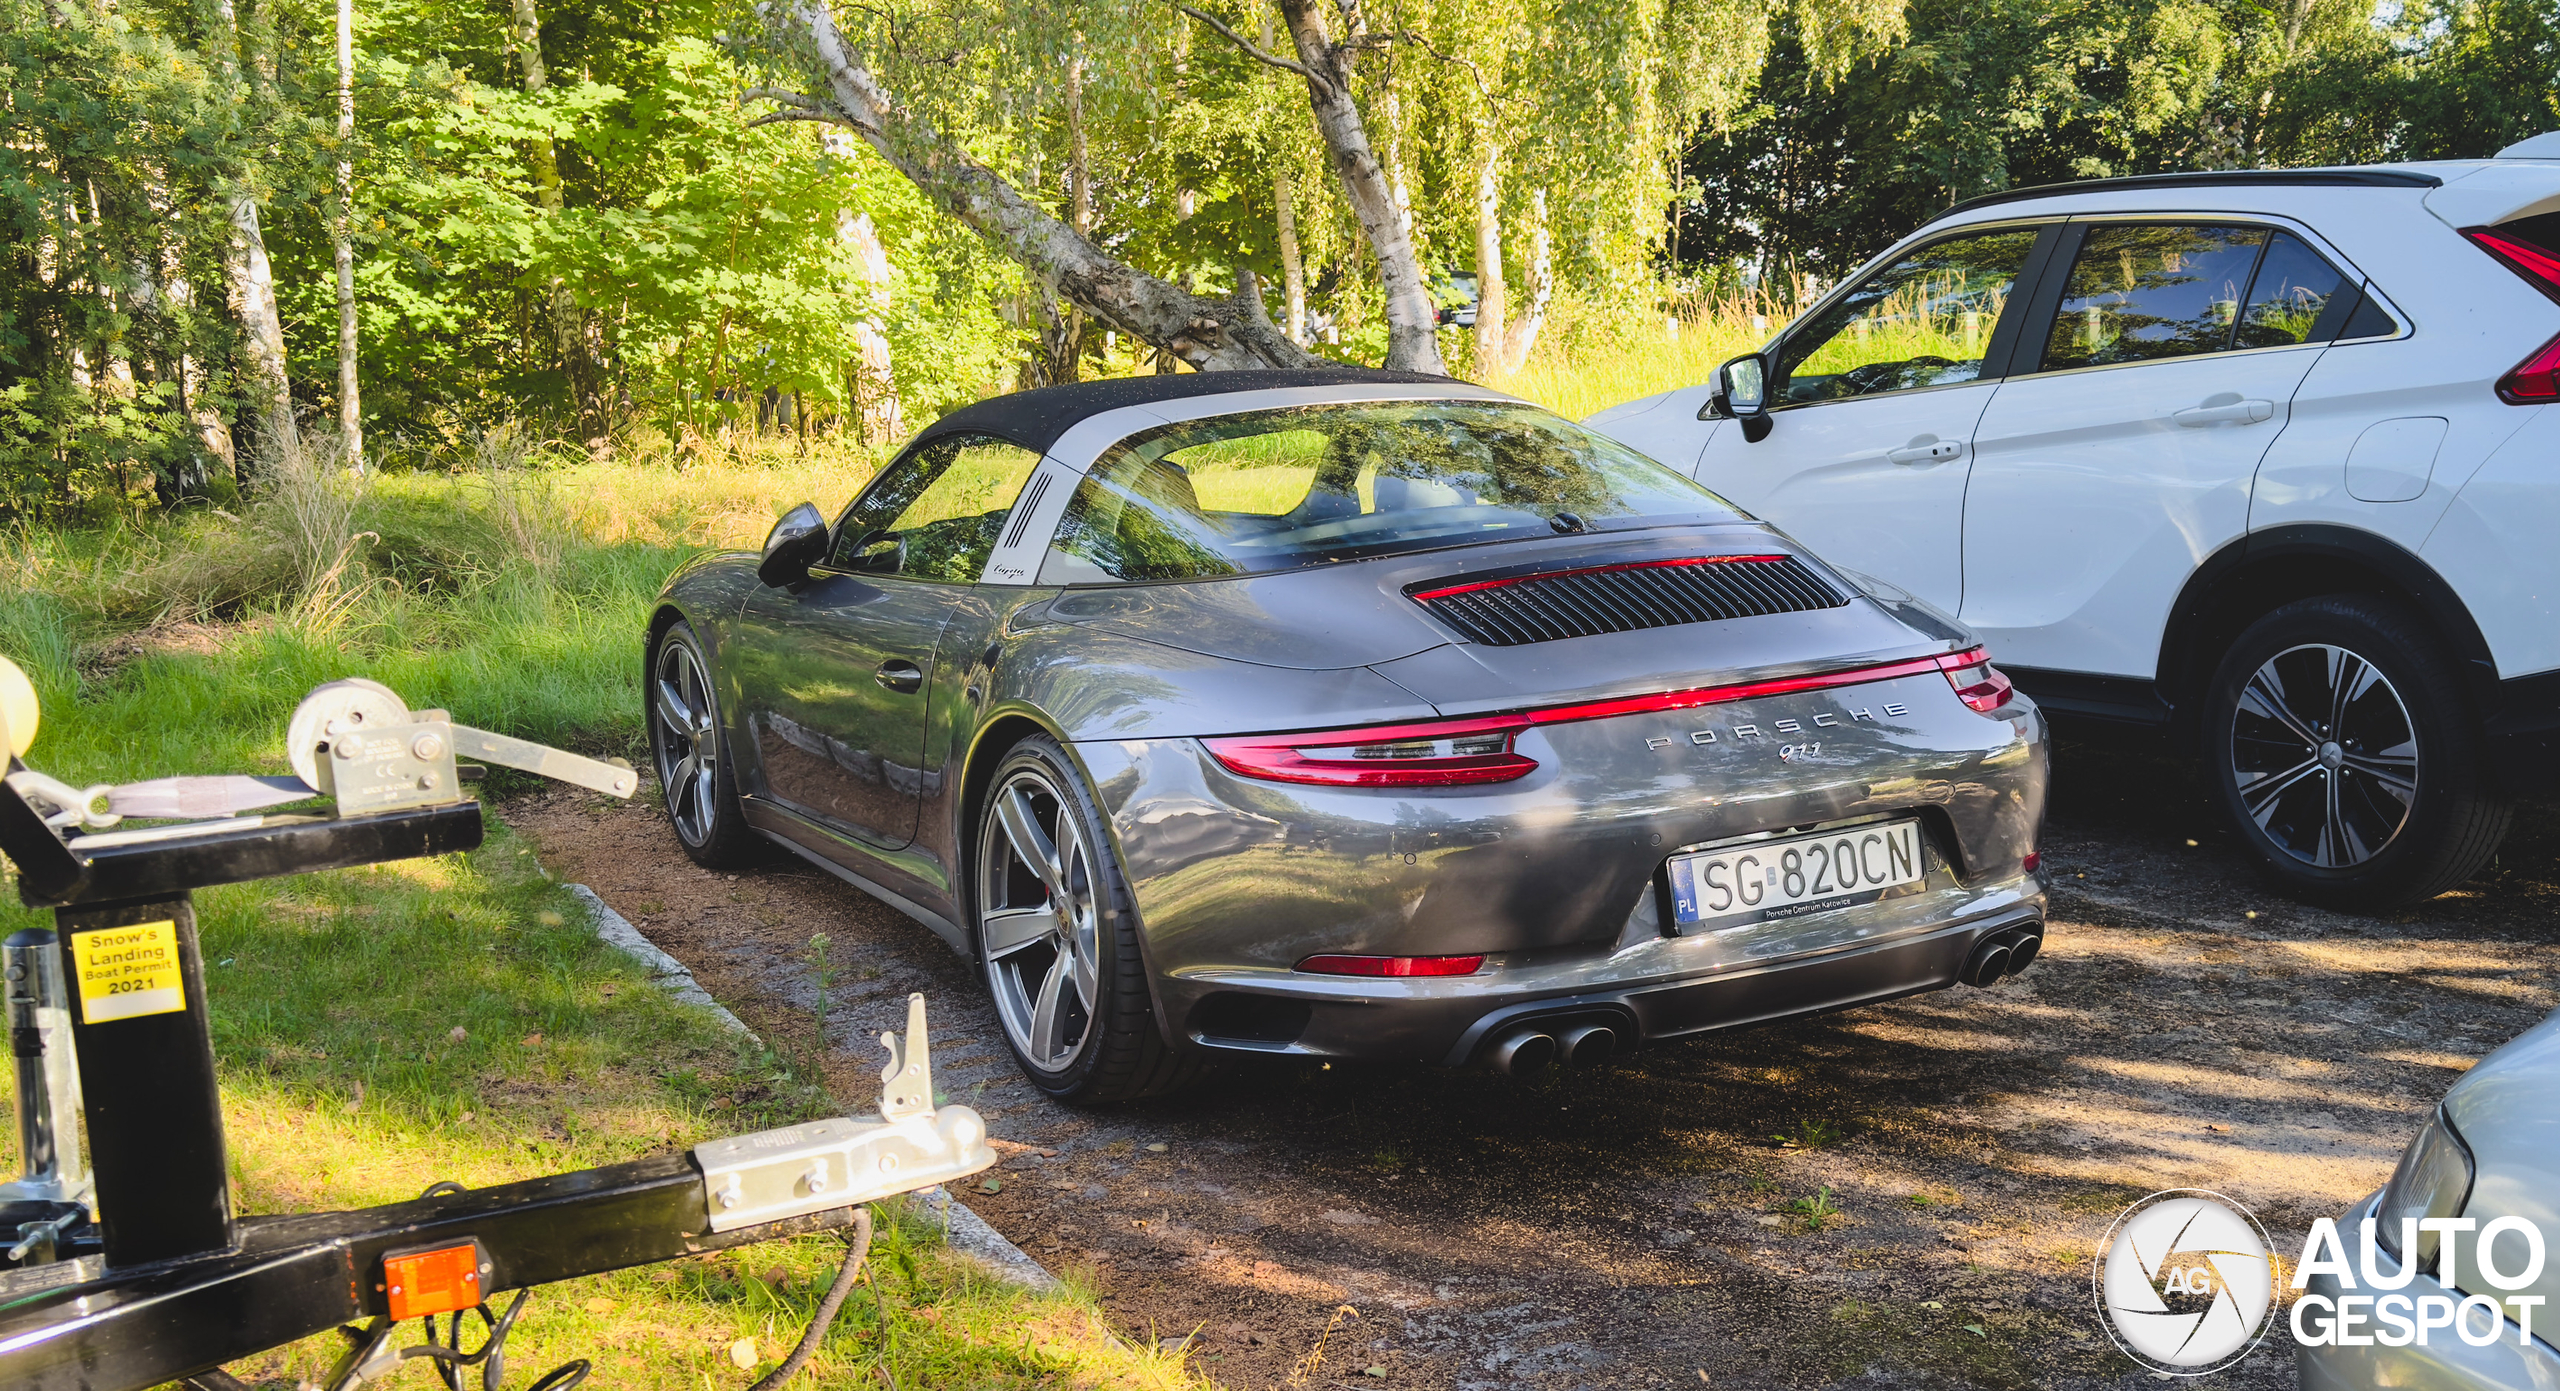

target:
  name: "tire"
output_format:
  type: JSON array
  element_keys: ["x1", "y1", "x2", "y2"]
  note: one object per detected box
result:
[
  {"x1": 974, "y1": 735, "x2": 1205, "y2": 1104},
  {"x1": 2202, "y1": 594, "x2": 2511, "y2": 910},
  {"x1": 647, "y1": 621, "x2": 766, "y2": 870}
]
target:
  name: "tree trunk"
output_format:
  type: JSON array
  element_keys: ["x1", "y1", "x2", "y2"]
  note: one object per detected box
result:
[
  {"x1": 837, "y1": 210, "x2": 903, "y2": 444},
  {"x1": 764, "y1": 0, "x2": 1316, "y2": 371},
  {"x1": 1472, "y1": 145, "x2": 1506, "y2": 375},
  {"x1": 1276, "y1": 163, "x2": 1306, "y2": 344},
  {"x1": 1270, "y1": 0, "x2": 1443, "y2": 374},
  {"x1": 212, "y1": 0, "x2": 297, "y2": 452},
  {"x1": 335, "y1": 0, "x2": 361, "y2": 468},
  {"x1": 1504, "y1": 190, "x2": 1551, "y2": 373}
]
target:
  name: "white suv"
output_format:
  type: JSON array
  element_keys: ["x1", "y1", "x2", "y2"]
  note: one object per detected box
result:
[{"x1": 1591, "y1": 138, "x2": 2560, "y2": 908}]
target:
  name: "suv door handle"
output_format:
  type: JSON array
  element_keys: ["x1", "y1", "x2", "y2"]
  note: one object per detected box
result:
[
  {"x1": 2172, "y1": 397, "x2": 2275, "y2": 427},
  {"x1": 1886, "y1": 439, "x2": 1966, "y2": 465},
  {"x1": 874, "y1": 660, "x2": 924, "y2": 695}
]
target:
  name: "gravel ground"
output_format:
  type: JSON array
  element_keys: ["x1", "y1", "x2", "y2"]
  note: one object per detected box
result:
[{"x1": 507, "y1": 723, "x2": 2560, "y2": 1390}]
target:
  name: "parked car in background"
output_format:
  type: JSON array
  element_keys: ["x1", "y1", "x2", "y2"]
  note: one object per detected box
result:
[
  {"x1": 2296, "y1": 1004, "x2": 2560, "y2": 1388},
  {"x1": 1590, "y1": 133, "x2": 2560, "y2": 908},
  {"x1": 646, "y1": 368, "x2": 2048, "y2": 1103}
]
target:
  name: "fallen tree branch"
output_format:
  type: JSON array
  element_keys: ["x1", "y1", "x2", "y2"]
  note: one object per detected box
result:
[{"x1": 752, "y1": 0, "x2": 1319, "y2": 371}]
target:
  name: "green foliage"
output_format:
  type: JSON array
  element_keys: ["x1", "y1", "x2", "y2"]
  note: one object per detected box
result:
[
  {"x1": 0, "y1": 0, "x2": 259, "y2": 513},
  {"x1": 1679, "y1": 0, "x2": 2560, "y2": 275}
]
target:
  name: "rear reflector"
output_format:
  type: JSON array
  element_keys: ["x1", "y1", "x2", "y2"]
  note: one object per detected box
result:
[
  {"x1": 1297, "y1": 954, "x2": 1485, "y2": 977},
  {"x1": 382, "y1": 1239, "x2": 485, "y2": 1320},
  {"x1": 2464, "y1": 229, "x2": 2560, "y2": 403},
  {"x1": 1204, "y1": 646, "x2": 2013, "y2": 787},
  {"x1": 2023, "y1": 850, "x2": 2042, "y2": 875}
]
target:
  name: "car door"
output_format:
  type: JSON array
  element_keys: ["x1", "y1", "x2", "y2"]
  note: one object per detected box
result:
[
  {"x1": 1962, "y1": 221, "x2": 2344, "y2": 680},
  {"x1": 734, "y1": 433, "x2": 1040, "y2": 849},
  {"x1": 1692, "y1": 222, "x2": 2056, "y2": 616}
]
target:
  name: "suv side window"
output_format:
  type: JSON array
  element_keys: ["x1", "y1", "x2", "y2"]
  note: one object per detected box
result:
[
  {"x1": 2235, "y1": 232, "x2": 2354, "y2": 347},
  {"x1": 1772, "y1": 227, "x2": 2042, "y2": 406},
  {"x1": 2041, "y1": 225, "x2": 2268, "y2": 370},
  {"x1": 828, "y1": 434, "x2": 1042, "y2": 583}
]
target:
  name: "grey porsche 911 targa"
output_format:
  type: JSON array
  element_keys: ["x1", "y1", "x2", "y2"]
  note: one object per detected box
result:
[{"x1": 645, "y1": 368, "x2": 2048, "y2": 1103}]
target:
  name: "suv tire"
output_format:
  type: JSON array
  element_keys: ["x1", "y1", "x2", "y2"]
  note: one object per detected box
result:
[
  {"x1": 974, "y1": 735, "x2": 1206, "y2": 1104},
  {"x1": 2202, "y1": 595, "x2": 2511, "y2": 909}
]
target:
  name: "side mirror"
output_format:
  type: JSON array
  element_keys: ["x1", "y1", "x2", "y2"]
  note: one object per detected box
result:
[
  {"x1": 1718, "y1": 353, "x2": 1774, "y2": 443},
  {"x1": 757, "y1": 502, "x2": 829, "y2": 588}
]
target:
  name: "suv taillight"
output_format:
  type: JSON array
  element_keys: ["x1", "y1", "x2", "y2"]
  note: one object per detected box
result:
[{"x1": 2465, "y1": 228, "x2": 2560, "y2": 404}]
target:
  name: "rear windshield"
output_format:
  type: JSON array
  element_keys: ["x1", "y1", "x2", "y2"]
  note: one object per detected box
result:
[{"x1": 1035, "y1": 400, "x2": 1741, "y2": 585}]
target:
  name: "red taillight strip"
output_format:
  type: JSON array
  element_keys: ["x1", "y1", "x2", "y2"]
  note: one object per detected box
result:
[
  {"x1": 1408, "y1": 554, "x2": 1789, "y2": 603},
  {"x1": 1514, "y1": 651, "x2": 1958, "y2": 728},
  {"x1": 1202, "y1": 648, "x2": 1996, "y2": 788}
]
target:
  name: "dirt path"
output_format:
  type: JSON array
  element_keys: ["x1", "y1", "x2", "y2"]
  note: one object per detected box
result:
[{"x1": 505, "y1": 727, "x2": 2560, "y2": 1390}]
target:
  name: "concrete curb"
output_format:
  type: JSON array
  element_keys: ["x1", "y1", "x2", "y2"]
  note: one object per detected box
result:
[
  {"x1": 926, "y1": 1184, "x2": 1062, "y2": 1291},
  {"x1": 563, "y1": 882, "x2": 1056, "y2": 1290},
  {"x1": 564, "y1": 884, "x2": 760, "y2": 1044}
]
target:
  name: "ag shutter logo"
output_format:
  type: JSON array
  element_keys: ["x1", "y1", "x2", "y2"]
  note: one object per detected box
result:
[{"x1": 2093, "y1": 1190, "x2": 2278, "y2": 1375}]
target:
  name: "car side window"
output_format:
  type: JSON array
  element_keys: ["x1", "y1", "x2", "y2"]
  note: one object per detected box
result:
[
  {"x1": 2235, "y1": 232, "x2": 2353, "y2": 348},
  {"x1": 828, "y1": 434, "x2": 1042, "y2": 583},
  {"x1": 2040, "y1": 224, "x2": 2269, "y2": 370},
  {"x1": 1771, "y1": 228, "x2": 2040, "y2": 406}
]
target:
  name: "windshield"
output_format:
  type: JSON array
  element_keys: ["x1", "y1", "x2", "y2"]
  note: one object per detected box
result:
[{"x1": 1035, "y1": 400, "x2": 1742, "y2": 584}]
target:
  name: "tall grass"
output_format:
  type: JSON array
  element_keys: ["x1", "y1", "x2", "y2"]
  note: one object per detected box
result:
[
  {"x1": 1488, "y1": 284, "x2": 1809, "y2": 419},
  {"x1": 0, "y1": 433, "x2": 882, "y2": 785}
]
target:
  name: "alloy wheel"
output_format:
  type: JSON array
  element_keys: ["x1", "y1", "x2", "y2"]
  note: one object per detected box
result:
[
  {"x1": 979, "y1": 768, "x2": 1102, "y2": 1072},
  {"x1": 651, "y1": 637, "x2": 721, "y2": 847},
  {"x1": 2230, "y1": 643, "x2": 2418, "y2": 869}
]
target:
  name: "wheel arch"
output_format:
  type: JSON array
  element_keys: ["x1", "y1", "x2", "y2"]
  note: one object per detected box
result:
[
  {"x1": 2161, "y1": 524, "x2": 2497, "y2": 727},
  {"x1": 955, "y1": 707, "x2": 1181, "y2": 1048}
]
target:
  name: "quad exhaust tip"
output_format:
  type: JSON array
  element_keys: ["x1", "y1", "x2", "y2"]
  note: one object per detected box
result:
[
  {"x1": 1487, "y1": 1020, "x2": 1620, "y2": 1076},
  {"x1": 1487, "y1": 1030, "x2": 1558, "y2": 1076},
  {"x1": 1962, "y1": 924, "x2": 2044, "y2": 988}
]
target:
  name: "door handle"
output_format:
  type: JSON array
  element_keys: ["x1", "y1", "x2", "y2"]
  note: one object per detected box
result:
[
  {"x1": 874, "y1": 660, "x2": 924, "y2": 695},
  {"x1": 2172, "y1": 398, "x2": 2275, "y2": 427},
  {"x1": 1886, "y1": 439, "x2": 1965, "y2": 465}
]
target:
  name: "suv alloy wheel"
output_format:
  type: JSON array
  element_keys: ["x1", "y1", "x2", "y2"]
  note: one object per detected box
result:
[{"x1": 2203, "y1": 595, "x2": 2512, "y2": 908}]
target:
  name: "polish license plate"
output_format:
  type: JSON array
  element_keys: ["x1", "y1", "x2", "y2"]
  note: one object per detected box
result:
[{"x1": 1666, "y1": 820, "x2": 1924, "y2": 928}]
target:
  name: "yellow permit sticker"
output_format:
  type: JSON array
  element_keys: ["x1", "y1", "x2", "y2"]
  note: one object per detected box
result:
[{"x1": 72, "y1": 920, "x2": 187, "y2": 1023}]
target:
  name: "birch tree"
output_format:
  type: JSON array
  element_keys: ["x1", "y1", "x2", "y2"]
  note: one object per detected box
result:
[
  {"x1": 333, "y1": 0, "x2": 360, "y2": 467},
  {"x1": 211, "y1": 0, "x2": 297, "y2": 450}
]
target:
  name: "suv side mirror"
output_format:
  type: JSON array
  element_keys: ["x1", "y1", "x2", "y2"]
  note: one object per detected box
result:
[
  {"x1": 757, "y1": 502, "x2": 829, "y2": 588},
  {"x1": 1718, "y1": 353, "x2": 1774, "y2": 442}
]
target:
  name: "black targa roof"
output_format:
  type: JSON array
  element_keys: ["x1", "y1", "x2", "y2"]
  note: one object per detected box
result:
[{"x1": 909, "y1": 367, "x2": 1473, "y2": 457}]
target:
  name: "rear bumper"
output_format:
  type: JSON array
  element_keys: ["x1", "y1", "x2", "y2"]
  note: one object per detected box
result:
[
  {"x1": 1074, "y1": 673, "x2": 2047, "y2": 1063},
  {"x1": 1159, "y1": 882, "x2": 2043, "y2": 1064}
]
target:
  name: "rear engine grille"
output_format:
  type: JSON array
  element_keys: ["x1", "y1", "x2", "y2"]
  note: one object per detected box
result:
[{"x1": 1409, "y1": 555, "x2": 1848, "y2": 647}]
